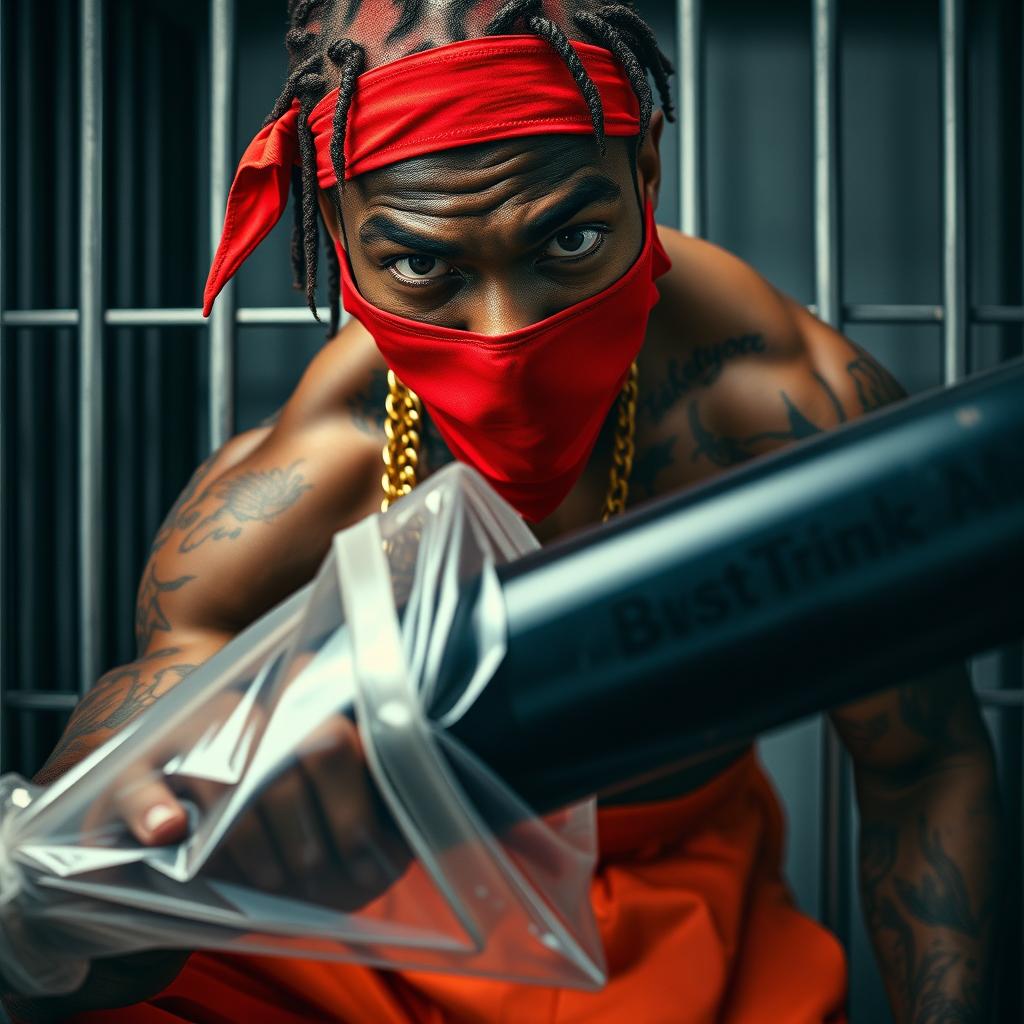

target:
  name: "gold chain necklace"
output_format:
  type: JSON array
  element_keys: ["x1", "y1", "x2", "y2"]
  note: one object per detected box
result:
[{"x1": 381, "y1": 362, "x2": 638, "y2": 522}]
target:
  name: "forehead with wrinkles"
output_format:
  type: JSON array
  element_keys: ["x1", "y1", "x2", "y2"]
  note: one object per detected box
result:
[{"x1": 351, "y1": 136, "x2": 627, "y2": 209}]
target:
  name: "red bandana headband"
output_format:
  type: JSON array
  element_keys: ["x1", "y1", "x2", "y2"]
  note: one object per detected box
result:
[{"x1": 203, "y1": 35, "x2": 641, "y2": 316}]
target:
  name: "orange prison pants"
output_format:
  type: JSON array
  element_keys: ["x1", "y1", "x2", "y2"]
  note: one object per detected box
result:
[{"x1": 73, "y1": 751, "x2": 847, "y2": 1023}]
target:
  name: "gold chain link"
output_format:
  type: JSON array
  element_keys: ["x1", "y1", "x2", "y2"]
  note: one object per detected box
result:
[
  {"x1": 600, "y1": 360, "x2": 639, "y2": 522},
  {"x1": 380, "y1": 370, "x2": 423, "y2": 512},
  {"x1": 381, "y1": 361, "x2": 639, "y2": 520}
]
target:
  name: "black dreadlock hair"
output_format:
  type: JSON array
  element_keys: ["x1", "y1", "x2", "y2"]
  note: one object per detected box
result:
[{"x1": 268, "y1": 0, "x2": 674, "y2": 335}]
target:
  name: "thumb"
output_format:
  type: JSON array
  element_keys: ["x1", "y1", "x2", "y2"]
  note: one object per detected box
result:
[{"x1": 115, "y1": 776, "x2": 189, "y2": 846}]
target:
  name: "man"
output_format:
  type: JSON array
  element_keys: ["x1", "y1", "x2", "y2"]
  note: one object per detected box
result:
[{"x1": 7, "y1": 1, "x2": 999, "y2": 1021}]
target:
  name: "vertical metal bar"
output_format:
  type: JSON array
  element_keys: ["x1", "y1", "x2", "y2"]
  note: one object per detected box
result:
[
  {"x1": 812, "y1": 0, "x2": 849, "y2": 945},
  {"x1": 941, "y1": 0, "x2": 967, "y2": 385},
  {"x1": 813, "y1": 0, "x2": 841, "y2": 330},
  {"x1": 142, "y1": 15, "x2": 164, "y2": 545},
  {"x1": 114, "y1": 1, "x2": 139, "y2": 668},
  {"x1": 676, "y1": 0, "x2": 703, "y2": 237},
  {"x1": 0, "y1": 0, "x2": 8, "y2": 771},
  {"x1": 79, "y1": 0, "x2": 104, "y2": 696},
  {"x1": 54, "y1": 0, "x2": 78, "y2": 740},
  {"x1": 14, "y1": 5, "x2": 42, "y2": 777},
  {"x1": 208, "y1": 0, "x2": 236, "y2": 452}
]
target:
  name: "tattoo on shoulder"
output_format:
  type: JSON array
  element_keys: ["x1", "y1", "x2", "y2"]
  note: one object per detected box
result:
[
  {"x1": 846, "y1": 341, "x2": 906, "y2": 412},
  {"x1": 135, "y1": 564, "x2": 196, "y2": 653},
  {"x1": 38, "y1": 650, "x2": 196, "y2": 779},
  {"x1": 177, "y1": 461, "x2": 313, "y2": 553},
  {"x1": 149, "y1": 452, "x2": 219, "y2": 557},
  {"x1": 688, "y1": 386, "x2": 825, "y2": 467},
  {"x1": 640, "y1": 333, "x2": 766, "y2": 426}
]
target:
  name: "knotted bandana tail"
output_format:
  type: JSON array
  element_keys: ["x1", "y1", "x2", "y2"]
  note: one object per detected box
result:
[
  {"x1": 203, "y1": 37, "x2": 641, "y2": 317},
  {"x1": 202, "y1": 103, "x2": 300, "y2": 317}
]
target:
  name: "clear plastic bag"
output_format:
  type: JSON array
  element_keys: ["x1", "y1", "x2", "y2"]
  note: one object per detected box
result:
[{"x1": 0, "y1": 464, "x2": 605, "y2": 997}]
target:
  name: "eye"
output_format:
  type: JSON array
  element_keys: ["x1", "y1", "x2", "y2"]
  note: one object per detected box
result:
[
  {"x1": 388, "y1": 254, "x2": 452, "y2": 283},
  {"x1": 543, "y1": 227, "x2": 605, "y2": 260}
]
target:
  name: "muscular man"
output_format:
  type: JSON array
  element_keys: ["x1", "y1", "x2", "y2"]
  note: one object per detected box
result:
[{"x1": 7, "y1": 2, "x2": 998, "y2": 1021}]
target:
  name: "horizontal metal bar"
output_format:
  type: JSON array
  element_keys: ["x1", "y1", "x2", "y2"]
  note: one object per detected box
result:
[
  {"x1": 3, "y1": 310, "x2": 80, "y2": 327},
  {"x1": 974, "y1": 305, "x2": 1024, "y2": 324},
  {"x1": 4, "y1": 305, "x2": 1020, "y2": 331},
  {"x1": 843, "y1": 306, "x2": 1022, "y2": 326},
  {"x1": 236, "y1": 306, "x2": 339, "y2": 325},
  {"x1": 12, "y1": 686, "x2": 1016, "y2": 717},
  {"x1": 1, "y1": 308, "x2": 340, "y2": 328},
  {"x1": 5, "y1": 691, "x2": 80, "y2": 711},
  {"x1": 106, "y1": 308, "x2": 204, "y2": 326},
  {"x1": 976, "y1": 688, "x2": 1024, "y2": 707},
  {"x1": 845, "y1": 304, "x2": 944, "y2": 323}
]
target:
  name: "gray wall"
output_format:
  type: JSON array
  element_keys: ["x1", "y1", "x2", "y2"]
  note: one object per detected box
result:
[{"x1": 1, "y1": 1, "x2": 1021, "y2": 1019}]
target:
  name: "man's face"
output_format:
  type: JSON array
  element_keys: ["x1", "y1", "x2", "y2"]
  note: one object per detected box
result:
[{"x1": 324, "y1": 123, "x2": 661, "y2": 335}]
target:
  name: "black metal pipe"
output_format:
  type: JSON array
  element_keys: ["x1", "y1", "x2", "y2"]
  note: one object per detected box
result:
[{"x1": 446, "y1": 358, "x2": 1024, "y2": 810}]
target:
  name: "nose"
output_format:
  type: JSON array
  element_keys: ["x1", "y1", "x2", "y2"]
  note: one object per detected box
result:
[{"x1": 464, "y1": 279, "x2": 546, "y2": 335}]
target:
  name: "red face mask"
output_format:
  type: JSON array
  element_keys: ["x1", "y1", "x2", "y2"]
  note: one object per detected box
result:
[
  {"x1": 203, "y1": 36, "x2": 673, "y2": 521},
  {"x1": 340, "y1": 200, "x2": 670, "y2": 522}
]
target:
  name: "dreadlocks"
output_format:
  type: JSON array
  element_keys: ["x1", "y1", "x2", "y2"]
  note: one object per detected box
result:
[{"x1": 268, "y1": 0, "x2": 675, "y2": 335}]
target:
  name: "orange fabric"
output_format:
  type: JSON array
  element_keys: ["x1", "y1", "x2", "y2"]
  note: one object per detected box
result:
[{"x1": 71, "y1": 753, "x2": 847, "y2": 1024}]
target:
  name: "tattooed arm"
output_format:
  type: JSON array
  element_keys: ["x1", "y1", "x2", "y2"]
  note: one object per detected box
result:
[
  {"x1": 648, "y1": 243, "x2": 1001, "y2": 1022},
  {"x1": 39, "y1": 323, "x2": 384, "y2": 784},
  {"x1": 761, "y1": 303, "x2": 1000, "y2": 1022},
  {"x1": 33, "y1": 427, "x2": 268, "y2": 788},
  {"x1": 833, "y1": 668, "x2": 999, "y2": 1024},
  {"x1": 10, "y1": 325, "x2": 390, "y2": 1019},
  {"x1": 761, "y1": 300, "x2": 1000, "y2": 1022}
]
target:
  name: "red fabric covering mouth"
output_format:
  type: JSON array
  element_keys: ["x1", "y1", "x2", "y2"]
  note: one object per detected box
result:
[{"x1": 203, "y1": 35, "x2": 640, "y2": 317}]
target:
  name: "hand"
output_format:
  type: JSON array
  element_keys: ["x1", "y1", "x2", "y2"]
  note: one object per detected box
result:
[{"x1": 98, "y1": 684, "x2": 409, "y2": 913}]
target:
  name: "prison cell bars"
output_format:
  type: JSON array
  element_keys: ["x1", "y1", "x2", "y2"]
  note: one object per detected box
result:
[
  {"x1": 79, "y1": 0, "x2": 104, "y2": 699},
  {"x1": 0, "y1": 0, "x2": 6, "y2": 772},
  {"x1": 811, "y1": 0, "x2": 855, "y2": 947},
  {"x1": 0, "y1": 0, "x2": 1019, "y2": 969},
  {"x1": 209, "y1": 0, "x2": 236, "y2": 452}
]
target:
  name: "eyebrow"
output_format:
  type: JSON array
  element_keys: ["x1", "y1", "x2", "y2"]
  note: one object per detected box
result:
[
  {"x1": 521, "y1": 174, "x2": 622, "y2": 246},
  {"x1": 357, "y1": 174, "x2": 623, "y2": 258},
  {"x1": 359, "y1": 217, "x2": 465, "y2": 260}
]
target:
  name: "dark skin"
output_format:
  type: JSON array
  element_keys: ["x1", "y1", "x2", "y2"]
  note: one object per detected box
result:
[{"x1": 7, "y1": 114, "x2": 999, "y2": 1022}]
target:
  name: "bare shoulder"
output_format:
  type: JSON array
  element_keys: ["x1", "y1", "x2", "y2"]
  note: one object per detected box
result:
[
  {"x1": 136, "y1": 318, "x2": 390, "y2": 642},
  {"x1": 273, "y1": 315, "x2": 388, "y2": 433},
  {"x1": 651, "y1": 224, "x2": 800, "y2": 360},
  {"x1": 629, "y1": 224, "x2": 906, "y2": 502}
]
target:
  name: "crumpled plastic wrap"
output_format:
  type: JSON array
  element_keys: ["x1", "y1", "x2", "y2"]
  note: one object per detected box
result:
[{"x1": 0, "y1": 464, "x2": 606, "y2": 997}]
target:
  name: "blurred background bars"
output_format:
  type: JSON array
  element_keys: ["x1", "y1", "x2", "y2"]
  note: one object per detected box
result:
[
  {"x1": 78, "y1": 0, "x2": 104, "y2": 696},
  {"x1": 811, "y1": 0, "x2": 850, "y2": 949},
  {"x1": 941, "y1": 0, "x2": 968, "y2": 384},
  {"x1": 675, "y1": 0, "x2": 703, "y2": 237},
  {"x1": 0, "y1": 2, "x2": 1020, "y2": 1019},
  {"x1": 208, "y1": 0, "x2": 236, "y2": 452}
]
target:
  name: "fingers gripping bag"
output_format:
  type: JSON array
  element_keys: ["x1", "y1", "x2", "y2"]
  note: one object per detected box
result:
[{"x1": 0, "y1": 464, "x2": 605, "y2": 997}]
